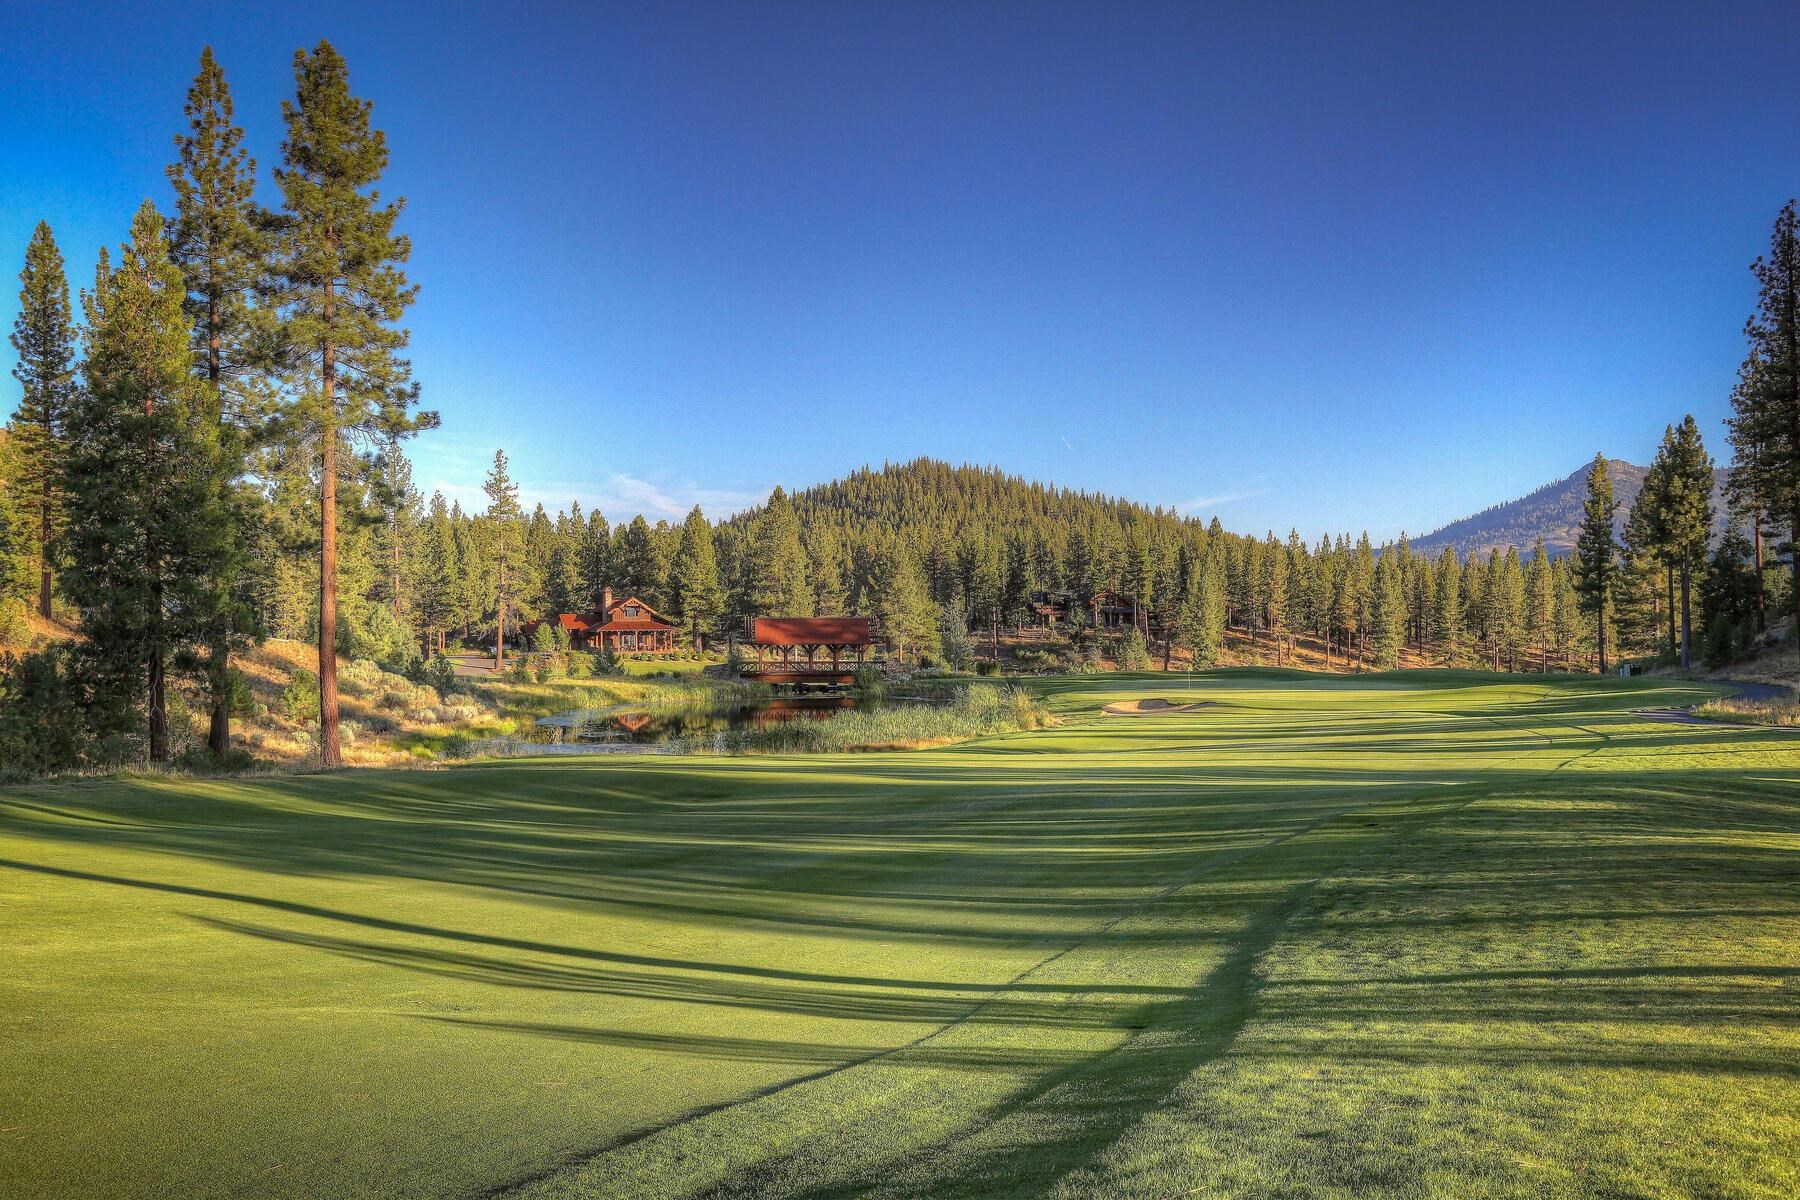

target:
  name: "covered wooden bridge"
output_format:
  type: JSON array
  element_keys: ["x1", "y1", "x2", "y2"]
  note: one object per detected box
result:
[{"x1": 739, "y1": 617, "x2": 881, "y2": 685}]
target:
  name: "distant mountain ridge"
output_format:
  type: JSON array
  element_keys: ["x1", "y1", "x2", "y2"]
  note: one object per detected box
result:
[{"x1": 1410, "y1": 460, "x2": 1733, "y2": 560}]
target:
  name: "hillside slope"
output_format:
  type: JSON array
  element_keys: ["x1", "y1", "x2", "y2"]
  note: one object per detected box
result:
[
  {"x1": 733, "y1": 458, "x2": 1187, "y2": 539},
  {"x1": 1412, "y1": 459, "x2": 1733, "y2": 559}
]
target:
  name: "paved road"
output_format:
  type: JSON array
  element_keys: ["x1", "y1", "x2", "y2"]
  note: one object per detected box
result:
[
  {"x1": 1722, "y1": 679, "x2": 1797, "y2": 703},
  {"x1": 444, "y1": 653, "x2": 501, "y2": 679}
]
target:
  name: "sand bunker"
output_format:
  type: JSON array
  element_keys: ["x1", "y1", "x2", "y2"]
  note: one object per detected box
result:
[{"x1": 1100, "y1": 698, "x2": 1215, "y2": 716}]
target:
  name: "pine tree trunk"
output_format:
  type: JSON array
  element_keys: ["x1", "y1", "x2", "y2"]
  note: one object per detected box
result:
[
  {"x1": 147, "y1": 638, "x2": 169, "y2": 763},
  {"x1": 1679, "y1": 559, "x2": 1693, "y2": 669},
  {"x1": 1664, "y1": 565, "x2": 1675, "y2": 653},
  {"x1": 207, "y1": 634, "x2": 231, "y2": 759},
  {"x1": 37, "y1": 485, "x2": 52, "y2": 619},
  {"x1": 494, "y1": 556, "x2": 506, "y2": 672},
  {"x1": 1791, "y1": 512, "x2": 1800, "y2": 641},
  {"x1": 206, "y1": 295, "x2": 231, "y2": 761},
  {"x1": 318, "y1": 308, "x2": 342, "y2": 768},
  {"x1": 1597, "y1": 595, "x2": 1608, "y2": 675},
  {"x1": 1752, "y1": 517, "x2": 1767, "y2": 632}
]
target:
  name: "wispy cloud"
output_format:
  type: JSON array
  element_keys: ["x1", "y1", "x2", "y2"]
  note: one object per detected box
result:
[
  {"x1": 1175, "y1": 488, "x2": 1267, "y2": 515},
  {"x1": 426, "y1": 472, "x2": 769, "y2": 523}
]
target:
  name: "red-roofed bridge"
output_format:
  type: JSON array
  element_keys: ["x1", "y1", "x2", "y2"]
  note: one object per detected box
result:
[{"x1": 738, "y1": 616, "x2": 884, "y2": 684}]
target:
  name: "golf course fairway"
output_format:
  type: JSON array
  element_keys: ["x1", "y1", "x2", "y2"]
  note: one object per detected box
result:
[{"x1": 2, "y1": 670, "x2": 1796, "y2": 1198}]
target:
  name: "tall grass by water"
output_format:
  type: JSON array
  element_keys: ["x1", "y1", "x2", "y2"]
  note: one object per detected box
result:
[{"x1": 728, "y1": 682, "x2": 1052, "y2": 753}]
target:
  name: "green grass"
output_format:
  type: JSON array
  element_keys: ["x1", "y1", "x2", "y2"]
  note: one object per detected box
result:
[{"x1": 1, "y1": 669, "x2": 1795, "y2": 1198}]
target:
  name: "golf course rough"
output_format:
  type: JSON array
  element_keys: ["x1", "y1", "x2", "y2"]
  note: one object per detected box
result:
[{"x1": 1, "y1": 669, "x2": 1795, "y2": 1199}]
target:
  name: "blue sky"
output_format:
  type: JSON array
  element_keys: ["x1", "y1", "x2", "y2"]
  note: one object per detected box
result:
[{"x1": 4, "y1": 2, "x2": 1797, "y2": 538}]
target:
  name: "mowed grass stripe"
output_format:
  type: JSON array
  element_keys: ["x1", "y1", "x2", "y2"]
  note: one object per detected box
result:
[
  {"x1": 511, "y1": 679, "x2": 1607, "y2": 1198},
  {"x1": 2, "y1": 670, "x2": 1794, "y2": 1199}
]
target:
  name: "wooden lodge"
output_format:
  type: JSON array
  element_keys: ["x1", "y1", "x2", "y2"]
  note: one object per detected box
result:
[
  {"x1": 1026, "y1": 589, "x2": 1158, "y2": 635},
  {"x1": 526, "y1": 587, "x2": 676, "y2": 653},
  {"x1": 1087, "y1": 589, "x2": 1137, "y2": 631},
  {"x1": 738, "y1": 616, "x2": 879, "y2": 685}
]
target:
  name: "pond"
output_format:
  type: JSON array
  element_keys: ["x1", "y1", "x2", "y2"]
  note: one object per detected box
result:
[{"x1": 537, "y1": 694, "x2": 923, "y2": 750}]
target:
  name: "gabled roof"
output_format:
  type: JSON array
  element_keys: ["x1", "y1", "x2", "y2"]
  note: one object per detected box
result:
[
  {"x1": 600, "y1": 616, "x2": 673, "y2": 631},
  {"x1": 597, "y1": 595, "x2": 673, "y2": 630},
  {"x1": 747, "y1": 617, "x2": 873, "y2": 646}
]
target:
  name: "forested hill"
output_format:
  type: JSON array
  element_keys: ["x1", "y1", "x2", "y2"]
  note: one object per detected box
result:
[
  {"x1": 727, "y1": 458, "x2": 1201, "y2": 558},
  {"x1": 1411, "y1": 459, "x2": 1733, "y2": 559}
]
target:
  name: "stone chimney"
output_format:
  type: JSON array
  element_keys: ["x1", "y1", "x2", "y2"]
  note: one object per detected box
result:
[{"x1": 601, "y1": 586, "x2": 614, "y2": 614}]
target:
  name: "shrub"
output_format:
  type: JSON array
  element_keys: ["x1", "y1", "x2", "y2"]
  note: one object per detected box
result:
[
  {"x1": 1732, "y1": 619, "x2": 1760, "y2": 662},
  {"x1": 378, "y1": 686, "x2": 416, "y2": 711},
  {"x1": 173, "y1": 745, "x2": 257, "y2": 774},
  {"x1": 0, "y1": 646, "x2": 95, "y2": 775},
  {"x1": 339, "y1": 605, "x2": 419, "y2": 674},
  {"x1": 938, "y1": 608, "x2": 975, "y2": 671},
  {"x1": 0, "y1": 598, "x2": 30, "y2": 650},
  {"x1": 854, "y1": 667, "x2": 890, "y2": 699},
  {"x1": 339, "y1": 719, "x2": 365, "y2": 746},
  {"x1": 165, "y1": 693, "x2": 201, "y2": 760},
  {"x1": 1701, "y1": 618, "x2": 1736, "y2": 670},
  {"x1": 282, "y1": 668, "x2": 320, "y2": 724},
  {"x1": 225, "y1": 667, "x2": 257, "y2": 717},
  {"x1": 1062, "y1": 641, "x2": 1101, "y2": 673},
  {"x1": 424, "y1": 654, "x2": 460, "y2": 696},
  {"x1": 1117, "y1": 628, "x2": 1151, "y2": 671}
]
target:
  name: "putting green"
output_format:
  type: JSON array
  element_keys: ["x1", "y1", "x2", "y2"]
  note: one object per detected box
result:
[{"x1": 2, "y1": 670, "x2": 1796, "y2": 1198}]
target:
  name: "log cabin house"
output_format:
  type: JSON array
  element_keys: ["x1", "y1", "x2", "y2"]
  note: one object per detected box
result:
[
  {"x1": 1027, "y1": 589, "x2": 1143, "y2": 631},
  {"x1": 525, "y1": 587, "x2": 677, "y2": 653}
]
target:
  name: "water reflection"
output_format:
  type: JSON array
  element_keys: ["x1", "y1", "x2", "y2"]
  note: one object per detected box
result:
[{"x1": 541, "y1": 695, "x2": 877, "y2": 747}]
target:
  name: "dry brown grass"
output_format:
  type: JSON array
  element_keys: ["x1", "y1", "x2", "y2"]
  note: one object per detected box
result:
[{"x1": 1691, "y1": 695, "x2": 1800, "y2": 727}]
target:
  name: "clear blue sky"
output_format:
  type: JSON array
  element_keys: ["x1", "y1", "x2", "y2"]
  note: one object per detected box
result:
[{"x1": 4, "y1": 2, "x2": 1797, "y2": 538}]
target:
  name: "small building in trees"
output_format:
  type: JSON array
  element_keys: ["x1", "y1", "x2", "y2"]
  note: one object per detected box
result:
[
  {"x1": 1028, "y1": 590, "x2": 1077, "y2": 628},
  {"x1": 1087, "y1": 590, "x2": 1138, "y2": 630},
  {"x1": 526, "y1": 587, "x2": 676, "y2": 652},
  {"x1": 1027, "y1": 589, "x2": 1147, "y2": 632}
]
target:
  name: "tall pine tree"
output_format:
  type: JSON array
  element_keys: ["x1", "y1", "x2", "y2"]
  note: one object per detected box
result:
[
  {"x1": 483, "y1": 451, "x2": 524, "y2": 670},
  {"x1": 1662, "y1": 415, "x2": 1714, "y2": 668},
  {"x1": 269, "y1": 41, "x2": 434, "y2": 765},
  {"x1": 748, "y1": 486, "x2": 811, "y2": 616},
  {"x1": 1573, "y1": 453, "x2": 1620, "y2": 672},
  {"x1": 1735, "y1": 202, "x2": 1800, "y2": 639},
  {"x1": 670, "y1": 505, "x2": 724, "y2": 649},
  {"x1": 9, "y1": 222, "x2": 76, "y2": 620},
  {"x1": 62, "y1": 202, "x2": 232, "y2": 760},
  {"x1": 167, "y1": 46, "x2": 271, "y2": 756}
]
